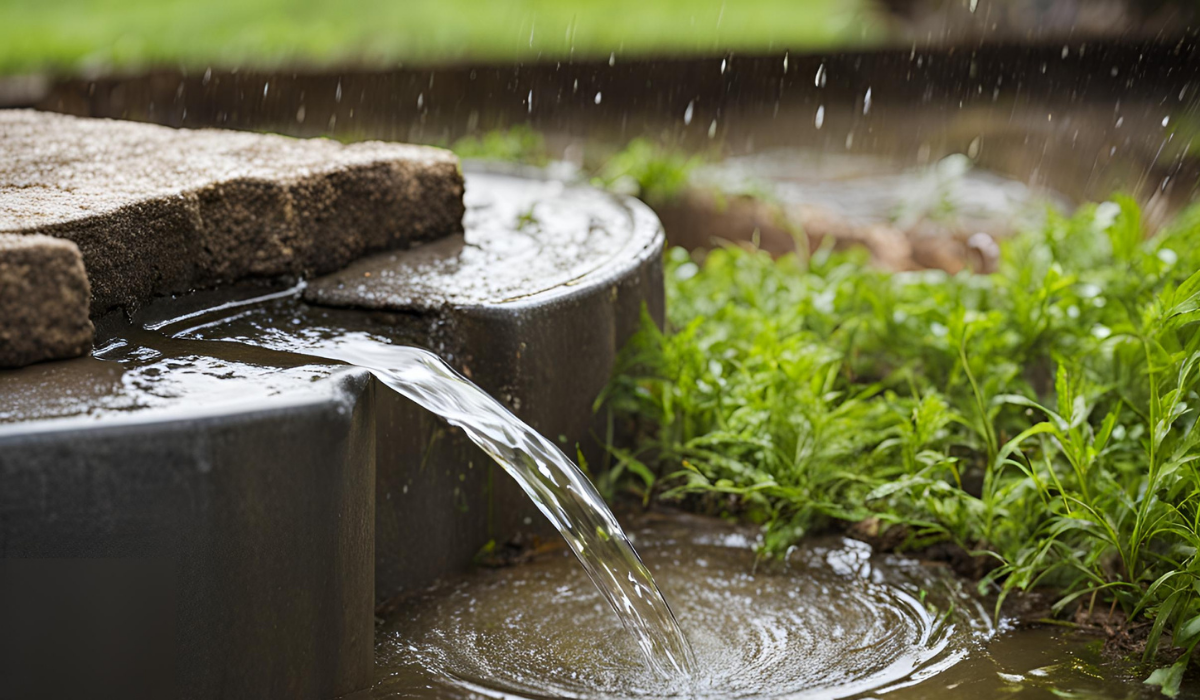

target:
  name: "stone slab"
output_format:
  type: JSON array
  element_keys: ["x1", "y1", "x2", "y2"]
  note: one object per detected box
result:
[
  {"x1": 0, "y1": 233, "x2": 93, "y2": 367},
  {"x1": 0, "y1": 109, "x2": 465, "y2": 320}
]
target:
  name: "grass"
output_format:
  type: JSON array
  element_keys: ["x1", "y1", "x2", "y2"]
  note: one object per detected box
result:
[
  {"x1": 0, "y1": 0, "x2": 882, "y2": 75},
  {"x1": 599, "y1": 197, "x2": 1200, "y2": 694}
]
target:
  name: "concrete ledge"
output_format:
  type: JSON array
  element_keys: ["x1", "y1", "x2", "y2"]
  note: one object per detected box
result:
[
  {"x1": 0, "y1": 368, "x2": 376, "y2": 700},
  {"x1": 0, "y1": 110, "x2": 464, "y2": 320},
  {"x1": 0, "y1": 233, "x2": 93, "y2": 367}
]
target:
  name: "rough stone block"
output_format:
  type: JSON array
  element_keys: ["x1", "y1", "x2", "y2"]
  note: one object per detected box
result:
[
  {"x1": 0, "y1": 109, "x2": 465, "y2": 318},
  {"x1": 0, "y1": 233, "x2": 93, "y2": 367}
]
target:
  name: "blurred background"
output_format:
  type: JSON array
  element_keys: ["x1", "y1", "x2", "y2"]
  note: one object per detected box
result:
[
  {"x1": 0, "y1": 0, "x2": 1195, "y2": 76},
  {"x1": 3, "y1": 0, "x2": 1198, "y2": 268}
]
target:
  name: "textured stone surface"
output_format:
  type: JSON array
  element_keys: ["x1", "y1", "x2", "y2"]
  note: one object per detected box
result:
[
  {"x1": 0, "y1": 233, "x2": 93, "y2": 367},
  {"x1": 0, "y1": 109, "x2": 465, "y2": 317}
]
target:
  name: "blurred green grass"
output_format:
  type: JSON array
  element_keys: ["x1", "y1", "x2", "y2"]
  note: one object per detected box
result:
[{"x1": 0, "y1": 0, "x2": 883, "y2": 75}]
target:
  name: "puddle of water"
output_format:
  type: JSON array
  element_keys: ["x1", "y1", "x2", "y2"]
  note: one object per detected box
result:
[
  {"x1": 375, "y1": 514, "x2": 1190, "y2": 700},
  {"x1": 374, "y1": 515, "x2": 986, "y2": 699}
]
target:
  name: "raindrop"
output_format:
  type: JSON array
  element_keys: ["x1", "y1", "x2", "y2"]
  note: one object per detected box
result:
[
  {"x1": 527, "y1": 90, "x2": 533, "y2": 114},
  {"x1": 1116, "y1": 116, "x2": 1124, "y2": 128},
  {"x1": 863, "y1": 87, "x2": 872, "y2": 115},
  {"x1": 1181, "y1": 85, "x2": 1189, "y2": 101},
  {"x1": 969, "y1": 0, "x2": 978, "y2": 11},
  {"x1": 335, "y1": 81, "x2": 343, "y2": 103},
  {"x1": 708, "y1": 120, "x2": 717, "y2": 138},
  {"x1": 202, "y1": 68, "x2": 212, "y2": 86},
  {"x1": 1163, "y1": 116, "x2": 1170, "y2": 127},
  {"x1": 815, "y1": 105, "x2": 825, "y2": 129},
  {"x1": 1061, "y1": 45, "x2": 1069, "y2": 59},
  {"x1": 296, "y1": 106, "x2": 306, "y2": 124},
  {"x1": 814, "y1": 64, "x2": 826, "y2": 87},
  {"x1": 720, "y1": 59, "x2": 727, "y2": 75},
  {"x1": 1111, "y1": 66, "x2": 1119, "y2": 77},
  {"x1": 609, "y1": 52, "x2": 615, "y2": 67},
  {"x1": 263, "y1": 82, "x2": 269, "y2": 98},
  {"x1": 783, "y1": 52, "x2": 789, "y2": 73},
  {"x1": 968, "y1": 136, "x2": 981, "y2": 158},
  {"x1": 684, "y1": 101, "x2": 695, "y2": 125},
  {"x1": 417, "y1": 93, "x2": 424, "y2": 109},
  {"x1": 594, "y1": 92, "x2": 602, "y2": 105},
  {"x1": 845, "y1": 131, "x2": 854, "y2": 148}
]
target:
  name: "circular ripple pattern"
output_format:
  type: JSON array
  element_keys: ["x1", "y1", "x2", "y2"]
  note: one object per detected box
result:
[{"x1": 376, "y1": 522, "x2": 990, "y2": 700}]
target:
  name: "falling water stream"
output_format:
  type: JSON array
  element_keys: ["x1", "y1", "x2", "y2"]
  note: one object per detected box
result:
[
  {"x1": 296, "y1": 339, "x2": 697, "y2": 678},
  {"x1": 150, "y1": 296, "x2": 696, "y2": 678}
]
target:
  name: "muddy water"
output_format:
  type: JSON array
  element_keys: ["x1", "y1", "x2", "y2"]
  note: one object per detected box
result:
[{"x1": 375, "y1": 514, "x2": 1189, "y2": 700}]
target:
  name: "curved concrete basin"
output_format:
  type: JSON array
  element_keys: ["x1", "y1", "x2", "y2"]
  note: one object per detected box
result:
[{"x1": 0, "y1": 167, "x2": 663, "y2": 700}]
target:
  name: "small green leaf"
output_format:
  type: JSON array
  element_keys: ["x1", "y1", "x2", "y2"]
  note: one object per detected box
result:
[{"x1": 1145, "y1": 659, "x2": 1187, "y2": 697}]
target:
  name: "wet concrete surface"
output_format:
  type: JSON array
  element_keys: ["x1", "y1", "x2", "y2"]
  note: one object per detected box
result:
[{"x1": 308, "y1": 168, "x2": 661, "y2": 310}]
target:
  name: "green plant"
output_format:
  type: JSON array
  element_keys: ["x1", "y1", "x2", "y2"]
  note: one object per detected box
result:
[
  {"x1": 452, "y1": 125, "x2": 549, "y2": 166},
  {"x1": 601, "y1": 196, "x2": 1200, "y2": 693},
  {"x1": 593, "y1": 139, "x2": 706, "y2": 205}
]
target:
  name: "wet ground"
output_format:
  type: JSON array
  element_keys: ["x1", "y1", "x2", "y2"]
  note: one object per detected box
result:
[{"x1": 375, "y1": 513, "x2": 1191, "y2": 700}]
